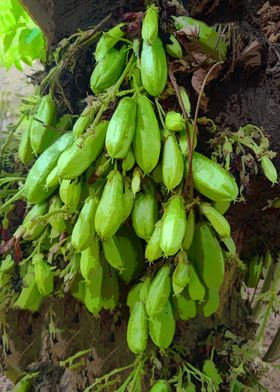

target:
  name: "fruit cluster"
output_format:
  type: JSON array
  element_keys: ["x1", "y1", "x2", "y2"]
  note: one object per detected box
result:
[{"x1": 5, "y1": 4, "x2": 240, "y2": 363}]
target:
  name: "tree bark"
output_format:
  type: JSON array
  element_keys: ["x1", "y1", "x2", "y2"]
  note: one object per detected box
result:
[
  {"x1": 5, "y1": 0, "x2": 280, "y2": 389},
  {"x1": 20, "y1": 0, "x2": 145, "y2": 44}
]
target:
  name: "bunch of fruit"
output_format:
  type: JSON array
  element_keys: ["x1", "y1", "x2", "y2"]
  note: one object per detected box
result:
[{"x1": 4, "y1": 5, "x2": 240, "y2": 359}]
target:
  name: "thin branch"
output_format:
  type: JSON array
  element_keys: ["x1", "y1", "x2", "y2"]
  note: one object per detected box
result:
[{"x1": 185, "y1": 61, "x2": 223, "y2": 197}]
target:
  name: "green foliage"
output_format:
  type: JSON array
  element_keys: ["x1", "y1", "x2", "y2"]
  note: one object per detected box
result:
[{"x1": 0, "y1": 0, "x2": 46, "y2": 70}]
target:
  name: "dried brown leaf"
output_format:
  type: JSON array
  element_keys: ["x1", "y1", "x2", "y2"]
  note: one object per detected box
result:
[
  {"x1": 191, "y1": 63, "x2": 223, "y2": 112},
  {"x1": 238, "y1": 40, "x2": 266, "y2": 70}
]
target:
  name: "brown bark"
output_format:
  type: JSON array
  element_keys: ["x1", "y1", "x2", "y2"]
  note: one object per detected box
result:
[{"x1": 20, "y1": 0, "x2": 145, "y2": 44}]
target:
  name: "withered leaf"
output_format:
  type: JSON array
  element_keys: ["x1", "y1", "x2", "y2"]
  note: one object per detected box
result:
[{"x1": 238, "y1": 40, "x2": 266, "y2": 70}]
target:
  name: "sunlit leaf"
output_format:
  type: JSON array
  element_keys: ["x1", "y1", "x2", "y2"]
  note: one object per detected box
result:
[
  {"x1": 0, "y1": 0, "x2": 46, "y2": 69},
  {"x1": 3, "y1": 32, "x2": 15, "y2": 53},
  {"x1": 11, "y1": 0, "x2": 23, "y2": 22},
  {"x1": 25, "y1": 27, "x2": 41, "y2": 44},
  {"x1": 14, "y1": 58, "x2": 23, "y2": 71}
]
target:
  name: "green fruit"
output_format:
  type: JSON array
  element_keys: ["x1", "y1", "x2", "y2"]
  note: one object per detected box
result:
[
  {"x1": 165, "y1": 111, "x2": 184, "y2": 131},
  {"x1": 72, "y1": 106, "x2": 93, "y2": 138},
  {"x1": 127, "y1": 277, "x2": 151, "y2": 309},
  {"x1": 83, "y1": 262, "x2": 103, "y2": 316},
  {"x1": 146, "y1": 264, "x2": 171, "y2": 317},
  {"x1": 59, "y1": 178, "x2": 82, "y2": 209},
  {"x1": 192, "y1": 152, "x2": 238, "y2": 202},
  {"x1": 213, "y1": 200, "x2": 231, "y2": 215},
  {"x1": 80, "y1": 237, "x2": 100, "y2": 282},
  {"x1": 174, "y1": 16, "x2": 227, "y2": 61},
  {"x1": 133, "y1": 95, "x2": 161, "y2": 173},
  {"x1": 18, "y1": 116, "x2": 33, "y2": 164},
  {"x1": 25, "y1": 132, "x2": 73, "y2": 204},
  {"x1": 30, "y1": 94, "x2": 57, "y2": 154},
  {"x1": 105, "y1": 97, "x2": 136, "y2": 159},
  {"x1": 183, "y1": 209, "x2": 195, "y2": 250},
  {"x1": 149, "y1": 300, "x2": 175, "y2": 349},
  {"x1": 162, "y1": 133, "x2": 184, "y2": 191},
  {"x1": 188, "y1": 264, "x2": 205, "y2": 302},
  {"x1": 189, "y1": 223, "x2": 224, "y2": 289},
  {"x1": 14, "y1": 265, "x2": 43, "y2": 312},
  {"x1": 141, "y1": 38, "x2": 167, "y2": 96},
  {"x1": 203, "y1": 288, "x2": 220, "y2": 317},
  {"x1": 145, "y1": 220, "x2": 163, "y2": 263},
  {"x1": 95, "y1": 170, "x2": 124, "y2": 238},
  {"x1": 102, "y1": 236, "x2": 125, "y2": 272},
  {"x1": 200, "y1": 203, "x2": 231, "y2": 238},
  {"x1": 172, "y1": 251, "x2": 190, "y2": 296},
  {"x1": 71, "y1": 195, "x2": 99, "y2": 251},
  {"x1": 46, "y1": 166, "x2": 59, "y2": 188},
  {"x1": 121, "y1": 180, "x2": 134, "y2": 224},
  {"x1": 127, "y1": 301, "x2": 148, "y2": 354},
  {"x1": 48, "y1": 195, "x2": 66, "y2": 238},
  {"x1": 101, "y1": 255, "x2": 119, "y2": 310},
  {"x1": 117, "y1": 229, "x2": 144, "y2": 283},
  {"x1": 260, "y1": 156, "x2": 278, "y2": 184},
  {"x1": 142, "y1": 4, "x2": 158, "y2": 43},
  {"x1": 122, "y1": 148, "x2": 135, "y2": 172},
  {"x1": 132, "y1": 191, "x2": 158, "y2": 240},
  {"x1": 160, "y1": 195, "x2": 186, "y2": 256},
  {"x1": 57, "y1": 121, "x2": 108, "y2": 180},
  {"x1": 90, "y1": 46, "x2": 127, "y2": 94},
  {"x1": 95, "y1": 23, "x2": 126, "y2": 61},
  {"x1": 166, "y1": 35, "x2": 183, "y2": 59},
  {"x1": 175, "y1": 290, "x2": 196, "y2": 320},
  {"x1": 179, "y1": 86, "x2": 191, "y2": 117},
  {"x1": 33, "y1": 254, "x2": 54, "y2": 296},
  {"x1": 21, "y1": 202, "x2": 48, "y2": 240}
]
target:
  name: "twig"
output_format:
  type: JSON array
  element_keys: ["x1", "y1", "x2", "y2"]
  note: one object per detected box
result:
[{"x1": 186, "y1": 61, "x2": 223, "y2": 197}]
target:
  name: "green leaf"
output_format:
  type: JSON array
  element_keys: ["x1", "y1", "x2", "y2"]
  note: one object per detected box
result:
[
  {"x1": 0, "y1": 13, "x2": 16, "y2": 33},
  {"x1": 0, "y1": 0, "x2": 46, "y2": 69},
  {"x1": 25, "y1": 27, "x2": 41, "y2": 44},
  {"x1": 3, "y1": 32, "x2": 15, "y2": 53},
  {"x1": 202, "y1": 360, "x2": 222, "y2": 388},
  {"x1": 232, "y1": 380, "x2": 245, "y2": 392},
  {"x1": 21, "y1": 54, "x2": 33, "y2": 66},
  {"x1": 14, "y1": 58, "x2": 23, "y2": 71},
  {"x1": 11, "y1": 0, "x2": 23, "y2": 22}
]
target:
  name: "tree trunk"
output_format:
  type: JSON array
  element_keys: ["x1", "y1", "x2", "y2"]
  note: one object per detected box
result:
[{"x1": 4, "y1": 0, "x2": 280, "y2": 390}]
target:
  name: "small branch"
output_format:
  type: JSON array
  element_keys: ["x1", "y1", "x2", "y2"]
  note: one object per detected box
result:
[{"x1": 186, "y1": 62, "x2": 223, "y2": 197}]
